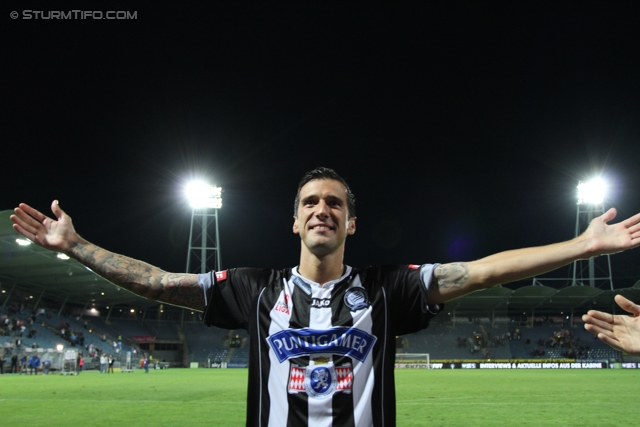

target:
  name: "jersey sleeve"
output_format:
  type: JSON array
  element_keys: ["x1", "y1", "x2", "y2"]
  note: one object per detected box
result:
[
  {"x1": 199, "y1": 268, "x2": 281, "y2": 330},
  {"x1": 363, "y1": 264, "x2": 443, "y2": 336}
]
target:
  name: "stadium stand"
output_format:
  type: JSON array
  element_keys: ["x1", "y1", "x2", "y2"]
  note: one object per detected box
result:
[
  {"x1": 3, "y1": 293, "x2": 627, "y2": 371},
  {"x1": 182, "y1": 323, "x2": 230, "y2": 365},
  {"x1": 396, "y1": 317, "x2": 622, "y2": 362},
  {"x1": 108, "y1": 318, "x2": 153, "y2": 337},
  {"x1": 144, "y1": 320, "x2": 180, "y2": 341},
  {"x1": 1, "y1": 299, "x2": 629, "y2": 371}
]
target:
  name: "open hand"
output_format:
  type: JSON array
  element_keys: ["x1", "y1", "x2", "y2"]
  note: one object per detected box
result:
[
  {"x1": 583, "y1": 208, "x2": 640, "y2": 257},
  {"x1": 583, "y1": 294, "x2": 640, "y2": 356},
  {"x1": 11, "y1": 201, "x2": 79, "y2": 254}
]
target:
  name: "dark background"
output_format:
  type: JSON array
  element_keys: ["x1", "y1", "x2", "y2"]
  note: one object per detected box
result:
[{"x1": 4, "y1": 1, "x2": 640, "y2": 288}]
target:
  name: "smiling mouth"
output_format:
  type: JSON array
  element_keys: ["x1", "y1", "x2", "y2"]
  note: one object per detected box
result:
[{"x1": 310, "y1": 224, "x2": 335, "y2": 232}]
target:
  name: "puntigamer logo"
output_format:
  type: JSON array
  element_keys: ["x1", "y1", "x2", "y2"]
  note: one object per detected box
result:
[{"x1": 268, "y1": 327, "x2": 377, "y2": 363}]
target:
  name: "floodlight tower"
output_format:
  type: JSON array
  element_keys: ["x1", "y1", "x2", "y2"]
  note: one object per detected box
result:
[
  {"x1": 572, "y1": 178, "x2": 614, "y2": 289},
  {"x1": 185, "y1": 182, "x2": 222, "y2": 274}
]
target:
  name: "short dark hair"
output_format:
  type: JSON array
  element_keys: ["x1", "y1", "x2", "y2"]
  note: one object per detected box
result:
[{"x1": 294, "y1": 167, "x2": 356, "y2": 218}]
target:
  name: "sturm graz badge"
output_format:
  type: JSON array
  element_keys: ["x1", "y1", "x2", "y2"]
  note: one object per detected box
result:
[
  {"x1": 305, "y1": 364, "x2": 337, "y2": 398},
  {"x1": 344, "y1": 288, "x2": 369, "y2": 311},
  {"x1": 288, "y1": 360, "x2": 354, "y2": 397}
]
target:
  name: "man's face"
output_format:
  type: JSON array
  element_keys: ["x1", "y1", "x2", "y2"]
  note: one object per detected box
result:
[{"x1": 293, "y1": 179, "x2": 356, "y2": 257}]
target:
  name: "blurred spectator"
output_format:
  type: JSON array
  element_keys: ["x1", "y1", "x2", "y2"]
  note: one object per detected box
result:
[
  {"x1": 28, "y1": 354, "x2": 40, "y2": 375},
  {"x1": 11, "y1": 354, "x2": 18, "y2": 373},
  {"x1": 42, "y1": 358, "x2": 51, "y2": 375},
  {"x1": 100, "y1": 353, "x2": 108, "y2": 373},
  {"x1": 19, "y1": 355, "x2": 27, "y2": 374}
]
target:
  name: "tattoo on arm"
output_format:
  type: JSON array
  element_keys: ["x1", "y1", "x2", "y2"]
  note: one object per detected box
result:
[
  {"x1": 155, "y1": 273, "x2": 204, "y2": 311},
  {"x1": 69, "y1": 242, "x2": 204, "y2": 311},
  {"x1": 434, "y1": 263, "x2": 470, "y2": 289}
]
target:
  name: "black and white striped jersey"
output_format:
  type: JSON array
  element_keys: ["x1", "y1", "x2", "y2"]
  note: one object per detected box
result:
[{"x1": 200, "y1": 264, "x2": 440, "y2": 427}]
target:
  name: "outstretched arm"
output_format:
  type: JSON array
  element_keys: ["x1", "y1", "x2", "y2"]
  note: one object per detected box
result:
[
  {"x1": 11, "y1": 201, "x2": 204, "y2": 311},
  {"x1": 582, "y1": 295, "x2": 640, "y2": 355},
  {"x1": 429, "y1": 208, "x2": 640, "y2": 304}
]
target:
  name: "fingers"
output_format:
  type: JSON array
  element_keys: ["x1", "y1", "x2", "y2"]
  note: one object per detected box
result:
[
  {"x1": 615, "y1": 295, "x2": 640, "y2": 316},
  {"x1": 621, "y1": 212, "x2": 640, "y2": 247},
  {"x1": 621, "y1": 211, "x2": 640, "y2": 228},
  {"x1": 584, "y1": 321, "x2": 624, "y2": 352},
  {"x1": 17, "y1": 203, "x2": 49, "y2": 223},
  {"x1": 11, "y1": 202, "x2": 56, "y2": 242},
  {"x1": 584, "y1": 309, "x2": 615, "y2": 326},
  {"x1": 11, "y1": 221, "x2": 33, "y2": 241},
  {"x1": 629, "y1": 222, "x2": 640, "y2": 242},
  {"x1": 11, "y1": 207, "x2": 41, "y2": 239},
  {"x1": 583, "y1": 315, "x2": 614, "y2": 336},
  {"x1": 596, "y1": 333, "x2": 624, "y2": 353},
  {"x1": 601, "y1": 207, "x2": 618, "y2": 224},
  {"x1": 50, "y1": 200, "x2": 64, "y2": 220},
  {"x1": 583, "y1": 322, "x2": 605, "y2": 335},
  {"x1": 623, "y1": 212, "x2": 640, "y2": 242}
]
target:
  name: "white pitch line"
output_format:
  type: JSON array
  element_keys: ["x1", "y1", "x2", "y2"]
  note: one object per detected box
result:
[
  {"x1": 0, "y1": 398, "x2": 245, "y2": 405},
  {"x1": 398, "y1": 401, "x2": 622, "y2": 405}
]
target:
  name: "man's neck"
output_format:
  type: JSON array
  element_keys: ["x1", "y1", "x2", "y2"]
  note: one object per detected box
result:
[{"x1": 297, "y1": 250, "x2": 345, "y2": 285}]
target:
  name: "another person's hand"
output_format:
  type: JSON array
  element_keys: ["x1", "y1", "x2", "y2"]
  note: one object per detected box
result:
[{"x1": 583, "y1": 295, "x2": 640, "y2": 356}]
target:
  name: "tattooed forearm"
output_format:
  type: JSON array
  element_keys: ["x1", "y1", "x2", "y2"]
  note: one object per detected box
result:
[
  {"x1": 68, "y1": 240, "x2": 204, "y2": 311},
  {"x1": 434, "y1": 263, "x2": 470, "y2": 289},
  {"x1": 156, "y1": 273, "x2": 205, "y2": 311}
]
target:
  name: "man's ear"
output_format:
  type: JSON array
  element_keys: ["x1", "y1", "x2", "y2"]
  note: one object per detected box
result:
[
  {"x1": 347, "y1": 216, "x2": 357, "y2": 235},
  {"x1": 293, "y1": 216, "x2": 299, "y2": 234}
]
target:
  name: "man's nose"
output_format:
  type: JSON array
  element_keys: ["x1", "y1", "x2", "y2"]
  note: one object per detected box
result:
[{"x1": 315, "y1": 200, "x2": 330, "y2": 218}]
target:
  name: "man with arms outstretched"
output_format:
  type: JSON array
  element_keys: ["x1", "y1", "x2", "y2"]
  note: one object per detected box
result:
[{"x1": 11, "y1": 167, "x2": 640, "y2": 427}]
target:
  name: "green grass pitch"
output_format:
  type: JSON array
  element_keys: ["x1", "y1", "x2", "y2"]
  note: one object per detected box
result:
[{"x1": 1, "y1": 369, "x2": 638, "y2": 426}]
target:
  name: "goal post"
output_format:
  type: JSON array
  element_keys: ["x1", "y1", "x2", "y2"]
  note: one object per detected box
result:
[{"x1": 394, "y1": 353, "x2": 431, "y2": 369}]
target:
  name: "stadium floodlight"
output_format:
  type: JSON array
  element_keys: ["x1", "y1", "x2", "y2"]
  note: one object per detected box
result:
[
  {"x1": 185, "y1": 178, "x2": 223, "y2": 275},
  {"x1": 531, "y1": 175, "x2": 614, "y2": 290},
  {"x1": 16, "y1": 238, "x2": 31, "y2": 246},
  {"x1": 185, "y1": 181, "x2": 222, "y2": 209},
  {"x1": 572, "y1": 177, "x2": 614, "y2": 289},
  {"x1": 577, "y1": 178, "x2": 607, "y2": 205}
]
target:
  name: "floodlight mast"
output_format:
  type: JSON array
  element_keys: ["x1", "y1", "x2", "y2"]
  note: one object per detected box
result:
[
  {"x1": 531, "y1": 178, "x2": 614, "y2": 297},
  {"x1": 185, "y1": 182, "x2": 222, "y2": 275},
  {"x1": 572, "y1": 178, "x2": 613, "y2": 289}
]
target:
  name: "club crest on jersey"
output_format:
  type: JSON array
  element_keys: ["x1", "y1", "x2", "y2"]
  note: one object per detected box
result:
[
  {"x1": 344, "y1": 288, "x2": 369, "y2": 311},
  {"x1": 267, "y1": 327, "x2": 377, "y2": 363},
  {"x1": 288, "y1": 361, "x2": 353, "y2": 398},
  {"x1": 215, "y1": 270, "x2": 227, "y2": 281}
]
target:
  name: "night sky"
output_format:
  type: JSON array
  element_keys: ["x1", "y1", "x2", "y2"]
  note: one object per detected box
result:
[{"x1": 5, "y1": 2, "x2": 640, "y2": 289}]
